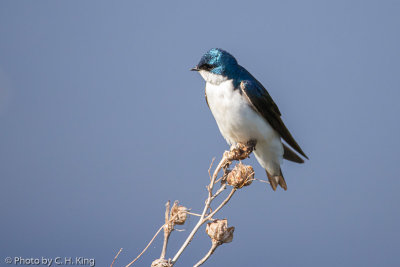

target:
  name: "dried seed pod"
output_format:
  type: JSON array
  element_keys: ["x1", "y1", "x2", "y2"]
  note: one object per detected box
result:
[
  {"x1": 226, "y1": 163, "x2": 254, "y2": 188},
  {"x1": 170, "y1": 202, "x2": 187, "y2": 225},
  {"x1": 151, "y1": 258, "x2": 172, "y2": 267},
  {"x1": 206, "y1": 219, "x2": 235, "y2": 244},
  {"x1": 225, "y1": 143, "x2": 255, "y2": 160}
]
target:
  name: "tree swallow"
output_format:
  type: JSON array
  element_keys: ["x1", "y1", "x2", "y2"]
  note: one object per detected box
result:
[{"x1": 192, "y1": 48, "x2": 308, "y2": 191}]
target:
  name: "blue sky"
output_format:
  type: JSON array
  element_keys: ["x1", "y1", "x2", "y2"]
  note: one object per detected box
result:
[{"x1": 1, "y1": 1, "x2": 399, "y2": 266}]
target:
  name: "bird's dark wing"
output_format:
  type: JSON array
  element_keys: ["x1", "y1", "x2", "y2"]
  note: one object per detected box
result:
[
  {"x1": 240, "y1": 80, "x2": 308, "y2": 160},
  {"x1": 283, "y1": 143, "x2": 304, "y2": 163},
  {"x1": 205, "y1": 86, "x2": 209, "y2": 108}
]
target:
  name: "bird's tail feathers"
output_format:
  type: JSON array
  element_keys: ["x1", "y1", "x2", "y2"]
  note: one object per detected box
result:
[{"x1": 266, "y1": 169, "x2": 287, "y2": 191}]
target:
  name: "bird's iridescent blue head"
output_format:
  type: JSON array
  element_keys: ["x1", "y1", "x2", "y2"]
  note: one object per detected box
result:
[{"x1": 191, "y1": 48, "x2": 238, "y2": 76}]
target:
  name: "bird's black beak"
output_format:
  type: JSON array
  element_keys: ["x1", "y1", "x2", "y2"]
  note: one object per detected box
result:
[{"x1": 190, "y1": 66, "x2": 199, "y2": 71}]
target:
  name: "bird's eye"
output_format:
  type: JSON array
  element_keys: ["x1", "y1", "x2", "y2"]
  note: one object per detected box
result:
[{"x1": 201, "y1": 63, "x2": 214, "y2": 71}]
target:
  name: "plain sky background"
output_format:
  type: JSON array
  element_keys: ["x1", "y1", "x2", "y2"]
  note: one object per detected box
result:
[{"x1": 1, "y1": 1, "x2": 399, "y2": 266}]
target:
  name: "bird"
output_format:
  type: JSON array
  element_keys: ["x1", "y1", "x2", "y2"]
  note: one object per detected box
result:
[{"x1": 191, "y1": 48, "x2": 308, "y2": 191}]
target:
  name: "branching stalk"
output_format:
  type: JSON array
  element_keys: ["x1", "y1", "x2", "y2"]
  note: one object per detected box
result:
[
  {"x1": 204, "y1": 188, "x2": 236, "y2": 222},
  {"x1": 171, "y1": 153, "x2": 230, "y2": 264},
  {"x1": 123, "y1": 144, "x2": 254, "y2": 267}
]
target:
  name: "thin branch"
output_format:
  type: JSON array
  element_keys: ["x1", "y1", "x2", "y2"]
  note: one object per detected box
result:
[
  {"x1": 208, "y1": 157, "x2": 215, "y2": 180},
  {"x1": 161, "y1": 229, "x2": 171, "y2": 259},
  {"x1": 193, "y1": 242, "x2": 219, "y2": 267},
  {"x1": 171, "y1": 153, "x2": 229, "y2": 264},
  {"x1": 160, "y1": 201, "x2": 171, "y2": 259},
  {"x1": 186, "y1": 212, "x2": 202, "y2": 217},
  {"x1": 210, "y1": 184, "x2": 227, "y2": 202},
  {"x1": 125, "y1": 224, "x2": 165, "y2": 267},
  {"x1": 125, "y1": 146, "x2": 252, "y2": 266},
  {"x1": 110, "y1": 248, "x2": 123, "y2": 267},
  {"x1": 126, "y1": 212, "x2": 180, "y2": 267},
  {"x1": 254, "y1": 178, "x2": 270, "y2": 185},
  {"x1": 186, "y1": 211, "x2": 215, "y2": 222},
  {"x1": 204, "y1": 188, "x2": 236, "y2": 221}
]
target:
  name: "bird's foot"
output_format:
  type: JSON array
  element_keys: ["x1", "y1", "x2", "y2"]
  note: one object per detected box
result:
[{"x1": 246, "y1": 139, "x2": 257, "y2": 151}]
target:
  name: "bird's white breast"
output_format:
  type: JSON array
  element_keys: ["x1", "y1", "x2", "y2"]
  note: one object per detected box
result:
[
  {"x1": 204, "y1": 76, "x2": 284, "y2": 175},
  {"x1": 205, "y1": 79, "x2": 277, "y2": 145}
]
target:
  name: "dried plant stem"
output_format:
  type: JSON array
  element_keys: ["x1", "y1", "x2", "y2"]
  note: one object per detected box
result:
[
  {"x1": 204, "y1": 188, "x2": 236, "y2": 221},
  {"x1": 160, "y1": 201, "x2": 171, "y2": 259},
  {"x1": 208, "y1": 157, "x2": 215, "y2": 180},
  {"x1": 171, "y1": 152, "x2": 231, "y2": 264},
  {"x1": 110, "y1": 248, "x2": 123, "y2": 267},
  {"x1": 125, "y1": 224, "x2": 165, "y2": 267},
  {"x1": 210, "y1": 184, "x2": 227, "y2": 202},
  {"x1": 193, "y1": 242, "x2": 219, "y2": 267},
  {"x1": 185, "y1": 211, "x2": 201, "y2": 217},
  {"x1": 161, "y1": 229, "x2": 171, "y2": 259},
  {"x1": 123, "y1": 146, "x2": 253, "y2": 266},
  {"x1": 126, "y1": 211, "x2": 181, "y2": 267},
  {"x1": 170, "y1": 203, "x2": 208, "y2": 264}
]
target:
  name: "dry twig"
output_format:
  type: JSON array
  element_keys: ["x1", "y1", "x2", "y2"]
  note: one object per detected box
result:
[
  {"x1": 125, "y1": 223, "x2": 165, "y2": 267},
  {"x1": 160, "y1": 201, "x2": 171, "y2": 259},
  {"x1": 193, "y1": 242, "x2": 218, "y2": 267},
  {"x1": 170, "y1": 152, "x2": 231, "y2": 264},
  {"x1": 171, "y1": 145, "x2": 252, "y2": 265},
  {"x1": 123, "y1": 144, "x2": 255, "y2": 266},
  {"x1": 125, "y1": 210, "x2": 183, "y2": 267},
  {"x1": 110, "y1": 248, "x2": 123, "y2": 267}
]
